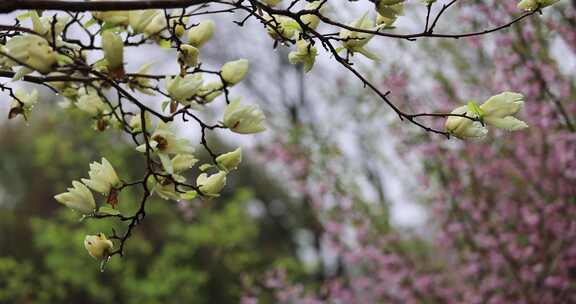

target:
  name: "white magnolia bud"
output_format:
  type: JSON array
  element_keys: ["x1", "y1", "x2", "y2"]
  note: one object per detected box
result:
[
  {"x1": 6, "y1": 35, "x2": 57, "y2": 74},
  {"x1": 339, "y1": 13, "x2": 380, "y2": 61},
  {"x1": 301, "y1": 1, "x2": 324, "y2": 30},
  {"x1": 517, "y1": 0, "x2": 559, "y2": 11},
  {"x1": 221, "y1": 59, "x2": 249, "y2": 86},
  {"x1": 136, "y1": 121, "x2": 195, "y2": 155},
  {"x1": 445, "y1": 105, "x2": 487, "y2": 140},
  {"x1": 76, "y1": 90, "x2": 108, "y2": 115},
  {"x1": 166, "y1": 74, "x2": 203, "y2": 104},
  {"x1": 84, "y1": 233, "x2": 114, "y2": 259},
  {"x1": 178, "y1": 44, "x2": 200, "y2": 67},
  {"x1": 172, "y1": 154, "x2": 199, "y2": 172},
  {"x1": 480, "y1": 92, "x2": 528, "y2": 131},
  {"x1": 101, "y1": 31, "x2": 124, "y2": 73},
  {"x1": 197, "y1": 171, "x2": 227, "y2": 197},
  {"x1": 223, "y1": 99, "x2": 266, "y2": 134},
  {"x1": 81, "y1": 158, "x2": 121, "y2": 195},
  {"x1": 187, "y1": 20, "x2": 215, "y2": 47},
  {"x1": 216, "y1": 148, "x2": 242, "y2": 171},
  {"x1": 288, "y1": 39, "x2": 318, "y2": 72},
  {"x1": 54, "y1": 181, "x2": 96, "y2": 214}
]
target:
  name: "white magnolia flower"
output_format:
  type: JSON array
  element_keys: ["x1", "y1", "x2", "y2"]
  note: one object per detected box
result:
[
  {"x1": 101, "y1": 31, "x2": 124, "y2": 73},
  {"x1": 198, "y1": 80, "x2": 224, "y2": 103},
  {"x1": 84, "y1": 233, "x2": 114, "y2": 259},
  {"x1": 76, "y1": 90, "x2": 108, "y2": 116},
  {"x1": 136, "y1": 122, "x2": 195, "y2": 173},
  {"x1": 81, "y1": 158, "x2": 121, "y2": 194},
  {"x1": 221, "y1": 59, "x2": 249, "y2": 86},
  {"x1": 517, "y1": 0, "x2": 559, "y2": 11},
  {"x1": 154, "y1": 180, "x2": 182, "y2": 201},
  {"x1": 92, "y1": 3, "x2": 129, "y2": 26},
  {"x1": 265, "y1": 15, "x2": 300, "y2": 41},
  {"x1": 339, "y1": 13, "x2": 381, "y2": 60},
  {"x1": 178, "y1": 44, "x2": 200, "y2": 67},
  {"x1": 129, "y1": 10, "x2": 161, "y2": 34},
  {"x1": 223, "y1": 99, "x2": 266, "y2": 134},
  {"x1": 129, "y1": 112, "x2": 151, "y2": 133},
  {"x1": 54, "y1": 181, "x2": 96, "y2": 214},
  {"x1": 6, "y1": 35, "x2": 57, "y2": 74},
  {"x1": 288, "y1": 39, "x2": 318, "y2": 72},
  {"x1": 172, "y1": 154, "x2": 198, "y2": 172},
  {"x1": 216, "y1": 148, "x2": 242, "y2": 172},
  {"x1": 445, "y1": 105, "x2": 488, "y2": 140},
  {"x1": 187, "y1": 20, "x2": 215, "y2": 47},
  {"x1": 197, "y1": 171, "x2": 227, "y2": 197},
  {"x1": 301, "y1": 1, "x2": 324, "y2": 30},
  {"x1": 166, "y1": 74, "x2": 203, "y2": 104},
  {"x1": 445, "y1": 92, "x2": 528, "y2": 139},
  {"x1": 480, "y1": 92, "x2": 528, "y2": 131},
  {"x1": 375, "y1": 1, "x2": 404, "y2": 27},
  {"x1": 30, "y1": 11, "x2": 69, "y2": 41}
]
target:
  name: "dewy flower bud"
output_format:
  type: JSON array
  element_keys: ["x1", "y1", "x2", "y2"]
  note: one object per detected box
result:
[
  {"x1": 223, "y1": 99, "x2": 266, "y2": 134},
  {"x1": 76, "y1": 90, "x2": 108, "y2": 116},
  {"x1": 288, "y1": 39, "x2": 318, "y2": 72},
  {"x1": 187, "y1": 20, "x2": 215, "y2": 48},
  {"x1": 81, "y1": 158, "x2": 121, "y2": 195},
  {"x1": 101, "y1": 31, "x2": 124, "y2": 74},
  {"x1": 54, "y1": 181, "x2": 96, "y2": 214},
  {"x1": 216, "y1": 148, "x2": 242, "y2": 171},
  {"x1": 84, "y1": 233, "x2": 114, "y2": 260},
  {"x1": 196, "y1": 171, "x2": 227, "y2": 197},
  {"x1": 221, "y1": 59, "x2": 249, "y2": 86},
  {"x1": 6, "y1": 35, "x2": 57, "y2": 74},
  {"x1": 178, "y1": 44, "x2": 200, "y2": 67},
  {"x1": 517, "y1": 0, "x2": 559, "y2": 11},
  {"x1": 445, "y1": 105, "x2": 488, "y2": 140},
  {"x1": 166, "y1": 74, "x2": 203, "y2": 104}
]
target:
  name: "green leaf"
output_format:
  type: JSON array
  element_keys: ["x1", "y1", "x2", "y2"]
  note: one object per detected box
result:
[
  {"x1": 161, "y1": 100, "x2": 170, "y2": 112},
  {"x1": 159, "y1": 39, "x2": 172, "y2": 49},
  {"x1": 467, "y1": 101, "x2": 484, "y2": 118},
  {"x1": 16, "y1": 12, "x2": 32, "y2": 21}
]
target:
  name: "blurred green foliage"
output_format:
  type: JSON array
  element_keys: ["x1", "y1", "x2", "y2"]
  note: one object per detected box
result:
[{"x1": 0, "y1": 105, "x2": 306, "y2": 303}]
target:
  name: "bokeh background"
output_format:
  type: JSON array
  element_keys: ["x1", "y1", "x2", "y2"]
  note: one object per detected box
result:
[{"x1": 0, "y1": 1, "x2": 575, "y2": 303}]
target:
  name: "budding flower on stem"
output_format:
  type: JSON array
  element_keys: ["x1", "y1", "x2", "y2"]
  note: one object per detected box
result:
[
  {"x1": 517, "y1": 0, "x2": 559, "y2": 11},
  {"x1": 375, "y1": 0, "x2": 405, "y2": 27},
  {"x1": 339, "y1": 13, "x2": 381, "y2": 61},
  {"x1": 301, "y1": 1, "x2": 325, "y2": 30},
  {"x1": 223, "y1": 99, "x2": 266, "y2": 134},
  {"x1": 288, "y1": 39, "x2": 318, "y2": 72},
  {"x1": 187, "y1": 20, "x2": 215, "y2": 48},
  {"x1": 445, "y1": 92, "x2": 528, "y2": 140},
  {"x1": 6, "y1": 35, "x2": 57, "y2": 75},
  {"x1": 216, "y1": 148, "x2": 242, "y2": 172},
  {"x1": 221, "y1": 59, "x2": 249, "y2": 86},
  {"x1": 76, "y1": 89, "x2": 109, "y2": 116},
  {"x1": 84, "y1": 233, "x2": 114, "y2": 260},
  {"x1": 81, "y1": 158, "x2": 121, "y2": 195},
  {"x1": 54, "y1": 181, "x2": 96, "y2": 214},
  {"x1": 101, "y1": 31, "x2": 124, "y2": 77},
  {"x1": 166, "y1": 74, "x2": 203, "y2": 104},
  {"x1": 178, "y1": 44, "x2": 200, "y2": 68},
  {"x1": 197, "y1": 171, "x2": 227, "y2": 197}
]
